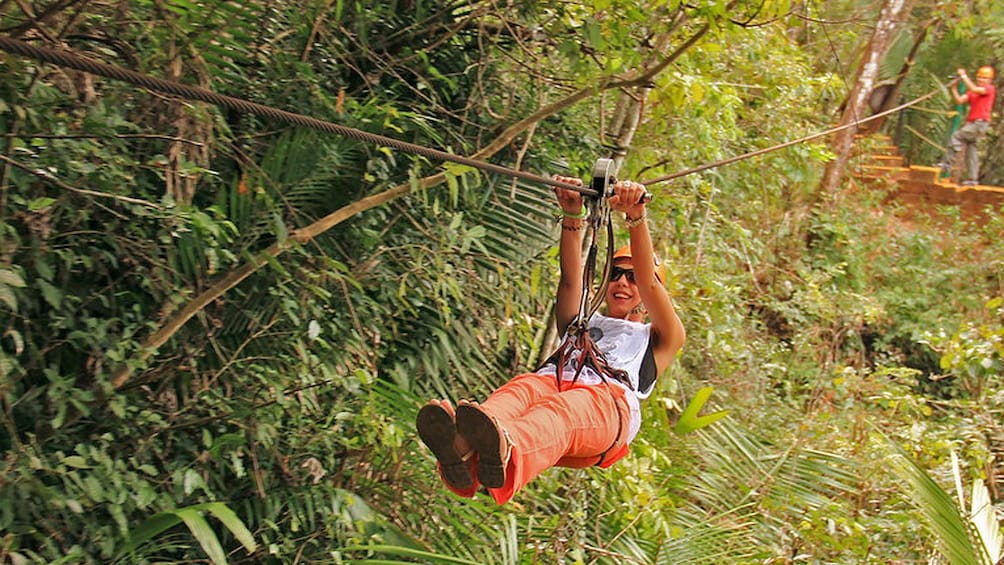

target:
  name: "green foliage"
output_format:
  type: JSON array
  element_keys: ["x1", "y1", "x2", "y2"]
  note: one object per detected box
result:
[
  {"x1": 671, "y1": 386, "x2": 729, "y2": 434},
  {"x1": 887, "y1": 444, "x2": 986, "y2": 565},
  {"x1": 119, "y1": 502, "x2": 257, "y2": 565},
  {"x1": 929, "y1": 297, "x2": 1004, "y2": 400}
]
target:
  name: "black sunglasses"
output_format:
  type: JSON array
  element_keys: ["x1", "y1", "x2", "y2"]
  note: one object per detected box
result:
[{"x1": 609, "y1": 266, "x2": 636, "y2": 283}]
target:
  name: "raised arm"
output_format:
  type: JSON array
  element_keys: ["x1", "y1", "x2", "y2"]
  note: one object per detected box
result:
[
  {"x1": 608, "y1": 180, "x2": 686, "y2": 374},
  {"x1": 958, "y1": 68, "x2": 988, "y2": 96},
  {"x1": 552, "y1": 176, "x2": 587, "y2": 335}
]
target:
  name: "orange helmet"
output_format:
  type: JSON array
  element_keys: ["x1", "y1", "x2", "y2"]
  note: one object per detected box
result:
[
  {"x1": 977, "y1": 66, "x2": 995, "y2": 79},
  {"x1": 612, "y1": 245, "x2": 667, "y2": 284}
]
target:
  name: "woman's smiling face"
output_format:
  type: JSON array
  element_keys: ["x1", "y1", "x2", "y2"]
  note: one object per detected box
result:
[{"x1": 605, "y1": 258, "x2": 642, "y2": 319}]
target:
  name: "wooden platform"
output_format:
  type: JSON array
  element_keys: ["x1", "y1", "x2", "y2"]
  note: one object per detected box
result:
[{"x1": 851, "y1": 135, "x2": 1004, "y2": 223}]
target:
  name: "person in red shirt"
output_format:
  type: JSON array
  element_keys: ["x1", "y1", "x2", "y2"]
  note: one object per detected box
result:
[{"x1": 938, "y1": 66, "x2": 996, "y2": 186}]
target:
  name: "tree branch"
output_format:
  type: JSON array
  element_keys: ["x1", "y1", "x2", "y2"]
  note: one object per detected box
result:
[
  {"x1": 109, "y1": 19, "x2": 717, "y2": 389},
  {"x1": 0, "y1": 153, "x2": 162, "y2": 209}
]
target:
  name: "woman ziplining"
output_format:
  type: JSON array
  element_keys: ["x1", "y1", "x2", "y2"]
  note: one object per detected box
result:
[{"x1": 416, "y1": 170, "x2": 686, "y2": 505}]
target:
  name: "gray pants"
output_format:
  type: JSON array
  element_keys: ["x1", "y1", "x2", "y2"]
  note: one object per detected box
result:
[{"x1": 943, "y1": 120, "x2": 990, "y2": 183}]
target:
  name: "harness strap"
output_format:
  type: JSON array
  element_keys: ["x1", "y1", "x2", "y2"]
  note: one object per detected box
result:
[
  {"x1": 543, "y1": 321, "x2": 633, "y2": 391},
  {"x1": 541, "y1": 320, "x2": 632, "y2": 467},
  {"x1": 540, "y1": 157, "x2": 629, "y2": 466},
  {"x1": 594, "y1": 394, "x2": 624, "y2": 467}
]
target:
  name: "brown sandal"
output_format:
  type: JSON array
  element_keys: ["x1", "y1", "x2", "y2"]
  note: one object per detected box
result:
[
  {"x1": 455, "y1": 402, "x2": 512, "y2": 489},
  {"x1": 416, "y1": 401, "x2": 474, "y2": 490}
]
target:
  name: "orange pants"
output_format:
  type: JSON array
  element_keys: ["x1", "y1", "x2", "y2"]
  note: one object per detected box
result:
[{"x1": 443, "y1": 373, "x2": 631, "y2": 505}]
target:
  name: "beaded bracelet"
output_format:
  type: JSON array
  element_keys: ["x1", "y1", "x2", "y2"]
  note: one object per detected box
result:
[
  {"x1": 625, "y1": 212, "x2": 646, "y2": 228},
  {"x1": 561, "y1": 223, "x2": 583, "y2": 231}
]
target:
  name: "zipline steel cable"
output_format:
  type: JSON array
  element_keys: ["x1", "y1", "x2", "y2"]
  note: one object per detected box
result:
[
  {"x1": 0, "y1": 36, "x2": 946, "y2": 194},
  {"x1": 0, "y1": 36, "x2": 591, "y2": 195},
  {"x1": 640, "y1": 85, "x2": 946, "y2": 185}
]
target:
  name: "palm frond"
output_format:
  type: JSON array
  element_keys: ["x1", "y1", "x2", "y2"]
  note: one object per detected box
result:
[
  {"x1": 680, "y1": 416, "x2": 862, "y2": 556},
  {"x1": 969, "y1": 478, "x2": 1003, "y2": 565},
  {"x1": 886, "y1": 441, "x2": 983, "y2": 565},
  {"x1": 652, "y1": 507, "x2": 761, "y2": 565}
]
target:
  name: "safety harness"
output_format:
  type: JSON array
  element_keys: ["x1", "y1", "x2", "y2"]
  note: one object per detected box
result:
[{"x1": 538, "y1": 158, "x2": 639, "y2": 465}]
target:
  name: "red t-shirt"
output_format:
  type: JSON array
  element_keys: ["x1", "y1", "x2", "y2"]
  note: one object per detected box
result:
[{"x1": 966, "y1": 84, "x2": 996, "y2": 122}]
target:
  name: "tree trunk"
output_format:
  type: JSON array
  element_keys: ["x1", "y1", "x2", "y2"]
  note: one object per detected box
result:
[
  {"x1": 858, "y1": 17, "x2": 936, "y2": 137},
  {"x1": 980, "y1": 113, "x2": 1004, "y2": 188},
  {"x1": 608, "y1": 86, "x2": 652, "y2": 173},
  {"x1": 818, "y1": 0, "x2": 914, "y2": 196}
]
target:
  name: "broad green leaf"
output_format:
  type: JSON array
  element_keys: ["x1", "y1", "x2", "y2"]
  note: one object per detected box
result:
[
  {"x1": 195, "y1": 503, "x2": 257, "y2": 553},
  {"x1": 583, "y1": 20, "x2": 603, "y2": 50},
  {"x1": 0, "y1": 268, "x2": 25, "y2": 287},
  {"x1": 0, "y1": 286, "x2": 17, "y2": 311},
  {"x1": 82, "y1": 476, "x2": 105, "y2": 501},
  {"x1": 183, "y1": 468, "x2": 203, "y2": 496},
  {"x1": 118, "y1": 513, "x2": 183, "y2": 559},
  {"x1": 38, "y1": 279, "x2": 62, "y2": 308},
  {"x1": 673, "y1": 387, "x2": 730, "y2": 435},
  {"x1": 27, "y1": 197, "x2": 56, "y2": 211},
  {"x1": 62, "y1": 455, "x2": 90, "y2": 469},
  {"x1": 176, "y1": 508, "x2": 228, "y2": 565},
  {"x1": 273, "y1": 211, "x2": 288, "y2": 243}
]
